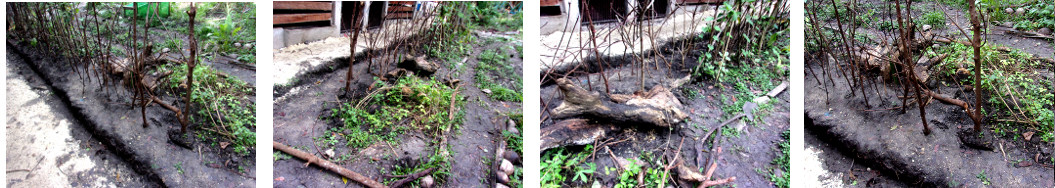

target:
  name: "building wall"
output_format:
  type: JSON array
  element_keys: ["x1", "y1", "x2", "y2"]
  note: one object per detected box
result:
[{"x1": 273, "y1": 1, "x2": 376, "y2": 49}]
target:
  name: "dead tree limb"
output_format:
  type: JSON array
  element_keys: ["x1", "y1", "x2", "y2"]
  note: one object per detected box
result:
[
  {"x1": 551, "y1": 78, "x2": 687, "y2": 127},
  {"x1": 273, "y1": 141, "x2": 385, "y2": 188},
  {"x1": 540, "y1": 119, "x2": 618, "y2": 151}
]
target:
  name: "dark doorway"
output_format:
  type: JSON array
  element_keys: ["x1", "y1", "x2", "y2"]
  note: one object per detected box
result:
[
  {"x1": 340, "y1": 1, "x2": 366, "y2": 32},
  {"x1": 580, "y1": 0, "x2": 628, "y2": 24},
  {"x1": 541, "y1": 6, "x2": 562, "y2": 16},
  {"x1": 367, "y1": 2, "x2": 385, "y2": 29}
]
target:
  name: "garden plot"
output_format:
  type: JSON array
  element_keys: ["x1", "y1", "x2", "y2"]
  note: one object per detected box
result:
[
  {"x1": 804, "y1": 0, "x2": 1054, "y2": 186},
  {"x1": 6, "y1": 2, "x2": 257, "y2": 187},
  {"x1": 272, "y1": 2, "x2": 523, "y2": 188},
  {"x1": 539, "y1": 1, "x2": 790, "y2": 187}
]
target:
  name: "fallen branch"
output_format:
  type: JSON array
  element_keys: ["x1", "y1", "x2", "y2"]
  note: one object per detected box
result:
[
  {"x1": 540, "y1": 119, "x2": 618, "y2": 151},
  {"x1": 551, "y1": 78, "x2": 687, "y2": 127},
  {"x1": 273, "y1": 141, "x2": 385, "y2": 188},
  {"x1": 922, "y1": 89, "x2": 980, "y2": 122}
]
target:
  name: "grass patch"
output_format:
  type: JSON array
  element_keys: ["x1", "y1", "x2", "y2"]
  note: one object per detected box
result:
[
  {"x1": 155, "y1": 63, "x2": 255, "y2": 156},
  {"x1": 918, "y1": 11, "x2": 946, "y2": 28},
  {"x1": 475, "y1": 48, "x2": 523, "y2": 102},
  {"x1": 328, "y1": 76, "x2": 464, "y2": 149},
  {"x1": 930, "y1": 43, "x2": 1054, "y2": 142}
]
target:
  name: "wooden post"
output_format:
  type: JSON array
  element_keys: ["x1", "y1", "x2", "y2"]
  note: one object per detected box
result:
[{"x1": 184, "y1": 3, "x2": 197, "y2": 133}]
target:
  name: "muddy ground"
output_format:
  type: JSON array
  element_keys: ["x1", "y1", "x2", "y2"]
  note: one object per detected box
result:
[
  {"x1": 6, "y1": 51, "x2": 151, "y2": 188},
  {"x1": 804, "y1": 0, "x2": 1055, "y2": 187},
  {"x1": 272, "y1": 31, "x2": 523, "y2": 188},
  {"x1": 805, "y1": 61, "x2": 1054, "y2": 187},
  {"x1": 539, "y1": 45, "x2": 790, "y2": 187},
  {"x1": 7, "y1": 42, "x2": 256, "y2": 187}
]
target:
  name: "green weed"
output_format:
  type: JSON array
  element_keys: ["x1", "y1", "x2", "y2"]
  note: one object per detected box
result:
[
  {"x1": 919, "y1": 11, "x2": 946, "y2": 28},
  {"x1": 541, "y1": 145, "x2": 594, "y2": 187},
  {"x1": 155, "y1": 63, "x2": 256, "y2": 156},
  {"x1": 475, "y1": 49, "x2": 522, "y2": 102},
  {"x1": 273, "y1": 151, "x2": 292, "y2": 161},
  {"x1": 329, "y1": 76, "x2": 464, "y2": 149},
  {"x1": 930, "y1": 43, "x2": 1054, "y2": 142},
  {"x1": 977, "y1": 170, "x2": 990, "y2": 185}
]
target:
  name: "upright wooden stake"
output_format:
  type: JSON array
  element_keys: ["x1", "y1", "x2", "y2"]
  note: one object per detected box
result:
[
  {"x1": 346, "y1": 2, "x2": 364, "y2": 93},
  {"x1": 184, "y1": 3, "x2": 197, "y2": 133},
  {"x1": 967, "y1": 0, "x2": 984, "y2": 132}
]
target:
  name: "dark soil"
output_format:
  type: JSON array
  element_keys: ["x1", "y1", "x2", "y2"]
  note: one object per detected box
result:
[
  {"x1": 804, "y1": 60, "x2": 1055, "y2": 187},
  {"x1": 7, "y1": 42, "x2": 256, "y2": 187},
  {"x1": 805, "y1": 126, "x2": 909, "y2": 188},
  {"x1": 540, "y1": 56, "x2": 790, "y2": 187},
  {"x1": 7, "y1": 52, "x2": 152, "y2": 187},
  {"x1": 806, "y1": 1, "x2": 1055, "y2": 186},
  {"x1": 272, "y1": 31, "x2": 523, "y2": 188}
]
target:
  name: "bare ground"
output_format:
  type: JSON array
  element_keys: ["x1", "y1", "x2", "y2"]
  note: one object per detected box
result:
[
  {"x1": 7, "y1": 42, "x2": 256, "y2": 187},
  {"x1": 6, "y1": 51, "x2": 151, "y2": 188}
]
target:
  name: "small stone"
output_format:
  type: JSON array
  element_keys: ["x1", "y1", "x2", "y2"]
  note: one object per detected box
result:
[
  {"x1": 229, "y1": 53, "x2": 239, "y2": 58},
  {"x1": 421, "y1": 175, "x2": 434, "y2": 188},
  {"x1": 325, "y1": 148, "x2": 335, "y2": 158},
  {"x1": 1004, "y1": 22, "x2": 1015, "y2": 27},
  {"x1": 1005, "y1": 8, "x2": 1014, "y2": 14},
  {"x1": 507, "y1": 119, "x2": 519, "y2": 135},
  {"x1": 245, "y1": 44, "x2": 254, "y2": 49},
  {"x1": 922, "y1": 24, "x2": 932, "y2": 31},
  {"x1": 482, "y1": 89, "x2": 492, "y2": 94},
  {"x1": 496, "y1": 183, "x2": 510, "y2": 188},
  {"x1": 162, "y1": 48, "x2": 171, "y2": 53},
  {"x1": 500, "y1": 159, "x2": 515, "y2": 175},
  {"x1": 234, "y1": 43, "x2": 242, "y2": 47},
  {"x1": 1015, "y1": 8, "x2": 1025, "y2": 15},
  {"x1": 1015, "y1": 161, "x2": 1033, "y2": 167},
  {"x1": 1038, "y1": 28, "x2": 1052, "y2": 35},
  {"x1": 496, "y1": 171, "x2": 510, "y2": 184},
  {"x1": 503, "y1": 151, "x2": 521, "y2": 164}
]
